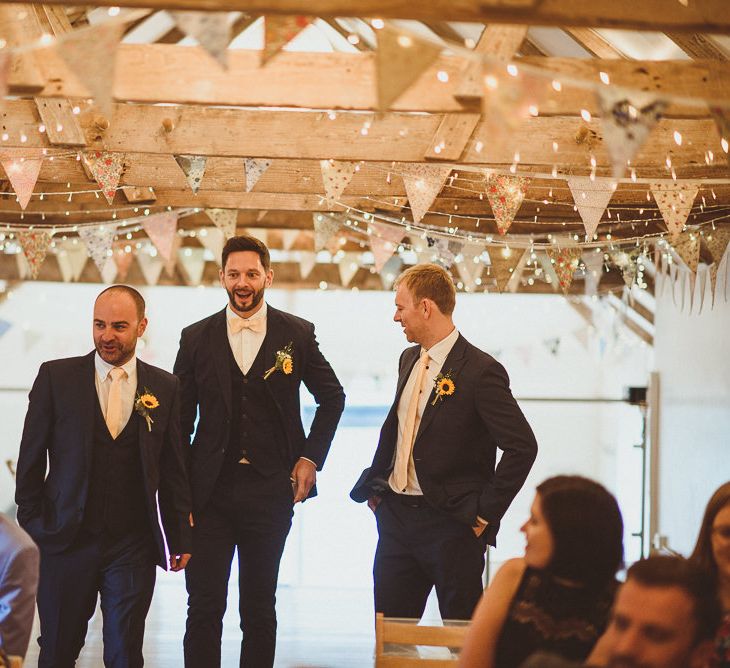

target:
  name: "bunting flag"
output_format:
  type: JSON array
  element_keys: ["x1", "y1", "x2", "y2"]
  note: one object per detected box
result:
[
  {"x1": 244, "y1": 227, "x2": 269, "y2": 246},
  {"x1": 709, "y1": 106, "x2": 730, "y2": 166},
  {"x1": 84, "y1": 151, "x2": 125, "y2": 205},
  {"x1": 376, "y1": 25, "x2": 443, "y2": 111},
  {"x1": 15, "y1": 253, "x2": 30, "y2": 280},
  {"x1": 491, "y1": 261, "x2": 516, "y2": 293},
  {"x1": 456, "y1": 256, "x2": 484, "y2": 292},
  {"x1": 281, "y1": 229, "x2": 300, "y2": 250},
  {"x1": 56, "y1": 242, "x2": 87, "y2": 282},
  {"x1": 178, "y1": 247, "x2": 207, "y2": 286},
  {"x1": 137, "y1": 248, "x2": 165, "y2": 286},
  {"x1": 204, "y1": 208, "x2": 238, "y2": 239},
  {"x1": 547, "y1": 248, "x2": 583, "y2": 294},
  {"x1": 262, "y1": 16, "x2": 312, "y2": 65},
  {"x1": 312, "y1": 214, "x2": 341, "y2": 252},
  {"x1": 320, "y1": 159, "x2": 357, "y2": 205},
  {"x1": 175, "y1": 155, "x2": 207, "y2": 194},
  {"x1": 485, "y1": 174, "x2": 529, "y2": 235},
  {"x1": 100, "y1": 257, "x2": 118, "y2": 284},
  {"x1": 597, "y1": 87, "x2": 668, "y2": 178},
  {"x1": 401, "y1": 164, "x2": 452, "y2": 224},
  {"x1": 567, "y1": 177, "x2": 615, "y2": 239},
  {"x1": 79, "y1": 224, "x2": 117, "y2": 274},
  {"x1": 244, "y1": 158, "x2": 271, "y2": 192},
  {"x1": 142, "y1": 211, "x2": 179, "y2": 262},
  {"x1": 379, "y1": 255, "x2": 404, "y2": 290},
  {"x1": 112, "y1": 242, "x2": 135, "y2": 281},
  {"x1": 672, "y1": 233, "x2": 701, "y2": 274},
  {"x1": 582, "y1": 250, "x2": 604, "y2": 297},
  {"x1": 370, "y1": 221, "x2": 405, "y2": 272},
  {"x1": 338, "y1": 253, "x2": 361, "y2": 287},
  {"x1": 651, "y1": 183, "x2": 699, "y2": 241},
  {"x1": 198, "y1": 227, "x2": 226, "y2": 266},
  {"x1": 171, "y1": 11, "x2": 231, "y2": 69},
  {"x1": 705, "y1": 228, "x2": 730, "y2": 304},
  {"x1": 164, "y1": 236, "x2": 183, "y2": 278},
  {"x1": 298, "y1": 251, "x2": 317, "y2": 279},
  {"x1": 57, "y1": 22, "x2": 123, "y2": 114},
  {"x1": 18, "y1": 231, "x2": 52, "y2": 279},
  {"x1": 0, "y1": 149, "x2": 43, "y2": 210}
]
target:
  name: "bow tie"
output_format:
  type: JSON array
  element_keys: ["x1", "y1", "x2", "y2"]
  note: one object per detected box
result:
[{"x1": 229, "y1": 316, "x2": 265, "y2": 334}]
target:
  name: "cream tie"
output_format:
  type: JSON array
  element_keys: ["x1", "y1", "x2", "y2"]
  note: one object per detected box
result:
[
  {"x1": 229, "y1": 317, "x2": 265, "y2": 334},
  {"x1": 106, "y1": 367, "x2": 126, "y2": 439},
  {"x1": 392, "y1": 351, "x2": 430, "y2": 492}
]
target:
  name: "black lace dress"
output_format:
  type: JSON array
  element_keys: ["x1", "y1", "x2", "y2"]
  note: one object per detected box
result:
[{"x1": 493, "y1": 567, "x2": 616, "y2": 668}]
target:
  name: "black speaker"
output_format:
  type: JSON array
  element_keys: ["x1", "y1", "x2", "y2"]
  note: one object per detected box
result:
[{"x1": 625, "y1": 386, "x2": 648, "y2": 405}]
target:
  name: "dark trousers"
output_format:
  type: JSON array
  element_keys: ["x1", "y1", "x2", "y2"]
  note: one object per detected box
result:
[
  {"x1": 373, "y1": 493, "x2": 486, "y2": 620},
  {"x1": 37, "y1": 530, "x2": 157, "y2": 668},
  {"x1": 184, "y1": 466, "x2": 294, "y2": 668}
]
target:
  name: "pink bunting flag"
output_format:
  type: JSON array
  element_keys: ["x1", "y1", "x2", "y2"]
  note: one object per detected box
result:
[
  {"x1": 18, "y1": 231, "x2": 52, "y2": 279},
  {"x1": 401, "y1": 164, "x2": 452, "y2": 224},
  {"x1": 485, "y1": 174, "x2": 529, "y2": 235},
  {"x1": 142, "y1": 211, "x2": 179, "y2": 262},
  {"x1": 205, "y1": 208, "x2": 238, "y2": 239},
  {"x1": 175, "y1": 155, "x2": 207, "y2": 194},
  {"x1": 244, "y1": 158, "x2": 271, "y2": 192},
  {"x1": 112, "y1": 242, "x2": 135, "y2": 281},
  {"x1": 84, "y1": 151, "x2": 125, "y2": 205},
  {"x1": 78, "y1": 224, "x2": 117, "y2": 273},
  {"x1": 567, "y1": 177, "x2": 615, "y2": 239},
  {"x1": 171, "y1": 11, "x2": 231, "y2": 69},
  {"x1": 651, "y1": 183, "x2": 699, "y2": 242},
  {"x1": 263, "y1": 16, "x2": 312, "y2": 65},
  {"x1": 547, "y1": 248, "x2": 583, "y2": 294},
  {"x1": 369, "y1": 221, "x2": 405, "y2": 272},
  {"x1": 320, "y1": 159, "x2": 357, "y2": 205},
  {"x1": 0, "y1": 149, "x2": 42, "y2": 210}
]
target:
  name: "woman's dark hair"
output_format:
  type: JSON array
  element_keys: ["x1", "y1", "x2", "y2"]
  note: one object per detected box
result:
[
  {"x1": 690, "y1": 480, "x2": 730, "y2": 584},
  {"x1": 221, "y1": 235, "x2": 270, "y2": 271},
  {"x1": 536, "y1": 475, "x2": 624, "y2": 588}
]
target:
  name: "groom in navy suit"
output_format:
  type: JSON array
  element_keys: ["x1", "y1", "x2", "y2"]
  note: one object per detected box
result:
[
  {"x1": 175, "y1": 235, "x2": 345, "y2": 667},
  {"x1": 15, "y1": 285, "x2": 192, "y2": 668}
]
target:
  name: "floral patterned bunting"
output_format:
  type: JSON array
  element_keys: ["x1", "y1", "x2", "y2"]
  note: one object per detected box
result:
[
  {"x1": 312, "y1": 213, "x2": 341, "y2": 252},
  {"x1": 263, "y1": 16, "x2": 312, "y2": 66},
  {"x1": 244, "y1": 158, "x2": 271, "y2": 192},
  {"x1": 174, "y1": 155, "x2": 207, "y2": 194},
  {"x1": 78, "y1": 224, "x2": 117, "y2": 273},
  {"x1": 0, "y1": 150, "x2": 42, "y2": 210},
  {"x1": 171, "y1": 11, "x2": 230, "y2": 69},
  {"x1": 320, "y1": 159, "x2": 357, "y2": 205},
  {"x1": 651, "y1": 183, "x2": 699, "y2": 242},
  {"x1": 84, "y1": 151, "x2": 125, "y2": 205},
  {"x1": 370, "y1": 221, "x2": 405, "y2": 272},
  {"x1": 567, "y1": 177, "x2": 615, "y2": 239},
  {"x1": 485, "y1": 174, "x2": 529, "y2": 235},
  {"x1": 547, "y1": 248, "x2": 583, "y2": 294},
  {"x1": 401, "y1": 164, "x2": 452, "y2": 224},
  {"x1": 672, "y1": 232, "x2": 701, "y2": 274},
  {"x1": 18, "y1": 231, "x2": 52, "y2": 279},
  {"x1": 142, "y1": 211, "x2": 179, "y2": 262},
  {"x1": 205, "y1": 208, "x2": 238, "y2": 239}
]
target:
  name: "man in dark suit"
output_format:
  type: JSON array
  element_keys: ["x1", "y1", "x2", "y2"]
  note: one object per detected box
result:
[
  {"x1": 351, "y1": 263, "x2": 537, "y2": 621},
  {"x1": 14, "y1": 285, "x2": 192, "y2": 668},
  {"x1": 175, "y1": 235, "x2": 345, "y2": 668}
]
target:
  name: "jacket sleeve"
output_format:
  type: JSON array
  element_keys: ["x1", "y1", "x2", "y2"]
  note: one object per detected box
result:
[
  {"x1": 14, "y1": 363, "x2": 53, "y2": 529},
  {"x1": 300, "y1": 323, "x2": 345, "y2": 469},
  {"x1": 474, "y1": 359, "x2": 537, "y2": 523},
  {"x1": 172, "y1": 328, "x2": 198, "y2": 464}
]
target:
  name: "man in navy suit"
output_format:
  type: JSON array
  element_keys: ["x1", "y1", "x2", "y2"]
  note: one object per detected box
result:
[
  {"x1": 175, "y1": 235, "x2": 345, "y2": 667},
  {"x1": 15, "y1": 285, "x2": 192, "y2": 668},
  {"x1": 351, "y1": 263, "x2": 537, "y2": 621}
]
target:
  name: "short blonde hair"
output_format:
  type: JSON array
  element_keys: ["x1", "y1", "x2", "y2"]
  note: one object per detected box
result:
[{"x1": 394, "y1": 264, "x2": 456, "y2": 315}]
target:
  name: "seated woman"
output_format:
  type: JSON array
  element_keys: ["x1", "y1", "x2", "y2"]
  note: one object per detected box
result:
[
  {"x1": 459, "y1": 475, "x2": 624, "y2": 668},
  {"x1": 690, "y1": 481, "x2": 730, "y2": 668}
]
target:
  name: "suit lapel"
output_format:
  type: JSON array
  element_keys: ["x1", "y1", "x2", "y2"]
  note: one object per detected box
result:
[
  {"x1": 415, "y1": 334, "x2": 468, "y2": 441},
  {"x1": 211, "y1": 308, "x2": 232, "y2": 415},
  {"x1": 261, "y1": 306, "x2": 282, "y2": 380}
]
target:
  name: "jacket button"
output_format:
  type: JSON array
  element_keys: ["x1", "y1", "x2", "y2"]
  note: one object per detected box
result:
[{"x1": 242, "y1": 378, "x2": 248, "y2": 385}]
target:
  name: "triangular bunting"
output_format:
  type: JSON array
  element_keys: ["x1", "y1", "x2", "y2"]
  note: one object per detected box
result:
[
  {"x1": 582, "y1": 250, "x2": 604, "y2": 297},
  {"x1": 112, "y1": 242, "x2": 135, "y2": 281},
  {"x1": 79, "y1": 224, "x2": 117, "y2": 274},
  {"x1": 244, "y1": 158, "x2": 271, "y2": 192},
  {"x1": 320, "y1": 159, "x2": 357, "y2": 205},
  {"x1": 298, "y1": 251, "x2": 317, "y2": 279},
  {"x1": 84, "y1": 151, "x2": 125, "y2": 205},
  {"x1": 263, "y1": 16, "x2": 313, "y2": 66},
  {"x1": 244, "y1": 227, "x2": 269, "y2": 247},
  {"x1": 178, "y1": 247, "x2": 207, "y2": 286},
  {"x1": 337, "y1": 253, "x2": 361, "y2": 287},
  {"x1": 137, "y1": 248, "x2": 165, "y2": 286},
  {"x1": 18, "y1": 231, "x2": 52, "y2": 279},
  {"x1": 704, "y1": 228, "x2": 730, "y2": 266},
  {"x1": 99, "y1": 257, "x2": 116, "y2": 284},
  {"x1": 57, "y1": 22, "x2": 123, "y2": 114},
  {"x1": 171, "y1": 11, "x2": 230, "y2": 69},
  {"x1": 485, "y1": 174, "x2": 529, "y2": 235},
  {"x1": 598, "y1": 87, "x2": 668, "y2": 178},
  {"x1": 281, "y1": 229, "x2": 300, "y2": 250},
  {"x1": 142, "y1": 211, "x2": 179, "y2": 262},
  {"x1": 175, "y1": 155, "x2": 207, "y2": 194},
  {"x1": 370, "y1": 221, "x2": 405, "y2": 272},
  {"x1": 379, "y1": 255, "x2": 404, "y2": 290},
  {"x1": 376, "y1": 25, "x2": 443, "y2": 110},
  {"x1": 164, "y1": 236, "x2": 183, "y2": 278},
  {"x1": 312, "y1": 214, "x2": 341, "y2": 252},
  {"x1": 56, "y1": 242, "x2": 87, "y2": 282},
  {"x1": 401, "y1": 164, "x2": 452, "y2": 224},
  {"x1": 709, "y1": 106, "x2": 730, "y2": 166},
  {"x1": 651, "y1": 183, "x2": 699, "y2": 242},
  {"x1": 204, "y1": 208, "x2": 238, "y2": 239},
  {"x1": 0, "y1": 150, "x2": 42, "y2": 210},
  {"x1": 198, "y1": 227, "x2": 226, "y2": 266},
  {"x1": 456, "y1": 257, "x2": 484, "y2": 292},
  {"x1": 567, "y1": 177, "x2": 615, "y2": 239},
  {"x1": 672, "y1": 232, "x2": 701, "y2": 274},
  {"x1": 547, "y1": 248, "x2": 582, "y2": 294}
]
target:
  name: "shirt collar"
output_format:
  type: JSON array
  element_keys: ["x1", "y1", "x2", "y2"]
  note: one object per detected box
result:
[
  {"x1": 95, "y1": 351, "x2": 137, "y2": 382},
  {"x1": 226, "y1": 301, "x2": 267, "y2": 325},
  {"x1": 423, "y1": 327, "x2": 459, "y2": 366}
]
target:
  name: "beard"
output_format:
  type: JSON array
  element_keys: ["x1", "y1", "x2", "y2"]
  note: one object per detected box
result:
[
  {"x1": 95, "y1": 338, "x2": 135, "y2": 366},
  {"x1": 227, "y1": 285, "x2": 265, "y2": 315}
]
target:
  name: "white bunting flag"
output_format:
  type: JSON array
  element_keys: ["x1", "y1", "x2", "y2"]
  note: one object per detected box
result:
[
  {"x1": 401, "y1": 164, "x2": 452, "y2": 224},
  {"x1": 171, "y1": 11, "x2": 231, "y2": 69},
  {"x1": 567, "y1": 177, "x2": 615, "y2": 239}
]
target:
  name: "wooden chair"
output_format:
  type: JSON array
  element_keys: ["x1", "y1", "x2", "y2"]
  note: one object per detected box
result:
[{"x1": 374, "y1": 612, "x2": 469, "y2": 667}]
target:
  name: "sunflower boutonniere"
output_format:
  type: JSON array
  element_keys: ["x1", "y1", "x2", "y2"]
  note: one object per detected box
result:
[
  {"x1": 264, "y1": 342, "x2": 294, "y2": 380},
  {"x1": 134, "y1": 389, "x2": 159, "y2": 431},
  {"x1": 431, "y1": 370, "x2": 455, "y2": 406}
]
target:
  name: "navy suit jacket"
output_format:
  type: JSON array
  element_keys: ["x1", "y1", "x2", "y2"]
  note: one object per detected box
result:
[
  {"x1": 173, "y1": 305, "x2": 345, "y2": 514},
  {"x1": 351, "y1": 334, "x2": 537, "y2": 546},
  {"x1": 14, "y1": 352, "x2": 192, "y2": 568}
]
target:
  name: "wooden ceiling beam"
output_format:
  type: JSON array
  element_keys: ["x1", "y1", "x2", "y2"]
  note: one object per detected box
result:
[
  {"x1": 565, "y1": 28, "x2": 626, "y2": 59},
  {"x1": 666, "y1": 32, "x2": 728, "y2": 60}
]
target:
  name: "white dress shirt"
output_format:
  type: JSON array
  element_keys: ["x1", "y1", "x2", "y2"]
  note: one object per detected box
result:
[
  {"x1": 226, "y1": 302, "x2": 267, "y2": 375},
  {"x1": 389, "y1": 327, "x2": 459, "y2": 495},
  {"x1": 94, "y1": 352, "x2": 137, "y2": 436}
]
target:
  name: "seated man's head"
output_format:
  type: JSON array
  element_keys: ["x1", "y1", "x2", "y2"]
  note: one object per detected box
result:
[{"x1": 605, "y1": 555, "x2": 721, "y2": 668}]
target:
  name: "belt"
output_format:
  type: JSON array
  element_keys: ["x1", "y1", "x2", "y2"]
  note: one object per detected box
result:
[{"x1": 390, "y1": 493, "x2": 427, "y2": 508}]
